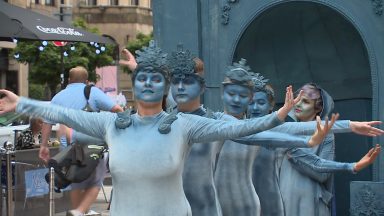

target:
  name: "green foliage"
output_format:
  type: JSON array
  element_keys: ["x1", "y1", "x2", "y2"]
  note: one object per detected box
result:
[
  {"x1": 124, "y1": 32, "x2": 153, "y2": 73},
  {"x1": 29, "y1": 83, "x2": 45, "y2": 100},
  {"x1": 72, "y1": 18, "x2": 100, "y2": 34},
  {"x1": 11, "y1": 17, "x2": 115, "y2": 98}
]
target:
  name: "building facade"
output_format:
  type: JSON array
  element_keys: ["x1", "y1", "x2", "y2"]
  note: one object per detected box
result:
[{"x1": 1, "y1": 0, "x2": 152, "y2": 105}]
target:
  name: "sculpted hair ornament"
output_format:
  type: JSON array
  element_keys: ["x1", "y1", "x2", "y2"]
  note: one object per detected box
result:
[
  {"x1": 168, "y1": 44, "x2": 205, "y2": 85},
  {"x1": 168, "y1": 44, "x2": 196, "y2": 77},
  {"x1": 222, "y1": 58, "x2": 254, "y2": 88},
  {"x1": 133, "y1": 40, "x2": 170, "y2": 82},
  {"x1": 251, "y1": 73, "x2": 275, "y2": 98}
]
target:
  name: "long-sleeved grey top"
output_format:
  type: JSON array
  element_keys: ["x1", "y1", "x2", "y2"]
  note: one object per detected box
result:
[
  {"x1": 253, "y1": 120, "x2": 355, "y2": 216},
  {"x1": 272, "y1": 120, "x2": 355, "y2": 216}
]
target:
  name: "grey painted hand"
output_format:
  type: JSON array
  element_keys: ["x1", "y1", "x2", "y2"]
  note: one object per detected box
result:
[
  {"x1": 308, "y1": 113, "x2": 339, "y2": 147},
  {"x1": 354, "y1": 144, "x2": 381, "y2": 172}
]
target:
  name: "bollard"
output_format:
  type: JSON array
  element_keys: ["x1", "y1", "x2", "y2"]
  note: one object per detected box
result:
[
  {"x1": 3, "y1": 141, "x2": 15, "y2": 216},
  {"x1": 49, "y1": 167, "x2": 55, "y2": 216}
]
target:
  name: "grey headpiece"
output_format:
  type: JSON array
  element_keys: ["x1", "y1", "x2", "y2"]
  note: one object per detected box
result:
[
  {"x1": 222, "y1": 58, "x2": 254, "y2": 88},
  {"x1": 167, "y1": 44, "x2": 205, "y2": 85},
  {"x1": 251, "y1": 73, "x2": 274, "y2": 97},
  {"x1": 168, "y1": 44, "x2": 196, "y2": 78},
  {"x1": 133, "y1": 40, "x2": 169, "y2": 81}
]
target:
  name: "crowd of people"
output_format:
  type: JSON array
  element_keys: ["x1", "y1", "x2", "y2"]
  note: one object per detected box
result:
[{"x1": 0, "y1": 40, "x2": 381, "y2": 216}]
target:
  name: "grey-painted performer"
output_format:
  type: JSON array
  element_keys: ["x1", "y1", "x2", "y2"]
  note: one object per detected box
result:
[
  {"x1": 275, "y1": 83, "x2": 381, "y2": 216},
  {"x1": 247, "y1": 81, "x2": 381, "y2": 216}
]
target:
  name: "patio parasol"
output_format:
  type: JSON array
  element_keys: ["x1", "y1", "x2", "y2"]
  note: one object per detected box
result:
[{"x1": 0, "y1": 1, "x2": 113, "y2": 44}]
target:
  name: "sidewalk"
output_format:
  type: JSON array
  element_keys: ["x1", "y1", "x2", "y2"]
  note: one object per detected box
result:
[{"x1": 55, "y1": 185, "x2": 112, "y2": 216}]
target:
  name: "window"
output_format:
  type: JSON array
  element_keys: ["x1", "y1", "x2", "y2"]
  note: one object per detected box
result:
[
  {"x1": 131, "y1": 0, "x2": 139, "y2": 6},
  {"x1": 87, "y1": 0, "x2": 97, "y2": 5},
  {"x1": 110, "y1": 0, "x2": 118, "y2": 5},
  {"x1": 35, "y1": 0, "x2": 40, "y2": 4},
  {"x1": 45, "y1": 0, "x2": 55, "y2": 6}
]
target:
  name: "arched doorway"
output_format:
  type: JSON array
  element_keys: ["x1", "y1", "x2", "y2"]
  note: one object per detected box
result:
[{"x1": 233, "y1": 2, "x2": 372, "y2": 215}]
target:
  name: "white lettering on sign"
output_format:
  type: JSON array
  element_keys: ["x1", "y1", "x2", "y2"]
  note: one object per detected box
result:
[{"x1": 36, "y1": 26, "x2": 84, "y2": 36}]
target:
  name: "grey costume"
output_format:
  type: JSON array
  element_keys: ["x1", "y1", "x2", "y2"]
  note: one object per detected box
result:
[
  {"x1": 253, "y1": 146, "x2": 284, "y2": 216},
  {"x1": 181, "y1": 107, "x2": 311, "y2": 216},
  {"x1": 253, "y1": 119, "x2": 353, "y2": 216},
  {"x1": 181, "y1": 107, "x2": 223, "y2": 216},
  {"x1": 215, "y1": 139, "x2": 262, "y2": 216},
  {"x1": 213, "y1": 117, "x2": 313, "y2": 216},
  {"x1": 277, "y1": 87, "x2": 336, "y2": 216}
]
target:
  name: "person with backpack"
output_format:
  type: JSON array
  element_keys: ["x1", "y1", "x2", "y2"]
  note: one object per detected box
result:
[{"x1": 39, "y1": 66, "x2": 123, "y2": 216}]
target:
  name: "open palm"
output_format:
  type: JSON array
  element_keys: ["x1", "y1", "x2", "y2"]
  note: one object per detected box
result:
[
  {"x1": 0, "y1": 89, "x2": 19, "y2": 114},
  {"x1": 308, "y1": 113, "x2": 339, "y2": 147},
  {"x1": 119, "y1": 48, "x2": 137, "y2": 71},
  {"x1": 354, "y1": 144, "x2": 381, "y2": 172}
]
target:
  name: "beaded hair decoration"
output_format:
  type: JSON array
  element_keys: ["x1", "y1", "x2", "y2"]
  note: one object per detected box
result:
[
  {"x1": 251, "y1": 72, "x2": 275, "y2": 98},
  {"x1": 222, "y1": 58, "x2": 254, "y2": 88},
  {"x1": 133, "y1": 40, "x2": 169, "y2": 81}
]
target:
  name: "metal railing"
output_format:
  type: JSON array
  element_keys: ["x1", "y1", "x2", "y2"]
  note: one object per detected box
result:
[{"x1": 0, "y1": 141, "x2": 15, "y2": 216}]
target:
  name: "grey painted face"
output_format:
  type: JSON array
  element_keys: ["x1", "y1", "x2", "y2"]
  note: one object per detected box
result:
[
  {"x1": 223, "y1": 84, "x2": 251, "y2": 117},
  {"x1": 170, "y1": 75, "x2": 202, "y2": 104},
  {"x1": 134, "y1": 71, "x2": 166, "y2": 102},
  {"x1": 248, "y1": 91, "x2": 272, "y2": 118},
  {"x1": 293, "y1": 95, "x2": 318, "y2": 122}
]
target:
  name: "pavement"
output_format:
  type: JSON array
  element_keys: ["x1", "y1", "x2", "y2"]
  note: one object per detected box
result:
[{"x1": 55, "y1": 185, "x2": 112, "y2": 216}]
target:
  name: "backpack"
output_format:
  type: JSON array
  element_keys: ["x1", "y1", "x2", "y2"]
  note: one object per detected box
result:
[
  {"x1": 82, "y1": 84, "x2": 94, "y2": 112},
  {"x1": 46, "y1": 143, "x2": 108, "y2": 191}
]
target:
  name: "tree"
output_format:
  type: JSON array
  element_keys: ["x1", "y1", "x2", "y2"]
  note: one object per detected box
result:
[
  {"x1": 123, "y1": 32, "x2": 153, "y2": 73},
  {"x1": 11, "y1": 18, "x2": 115, "y2": 99}
]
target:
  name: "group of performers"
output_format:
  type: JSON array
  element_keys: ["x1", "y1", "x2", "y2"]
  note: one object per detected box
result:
[{"x1": 0, "y1": 41, "x2": 381, "y2": 216}]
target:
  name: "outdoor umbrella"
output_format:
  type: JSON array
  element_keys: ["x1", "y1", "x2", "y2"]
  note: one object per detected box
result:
[
  {"x1": 0, "y1": 14, "x2": 35, "y2": 41},
  {"x1": 0, "y1": 1, "x2": 114, "y2": 44}
]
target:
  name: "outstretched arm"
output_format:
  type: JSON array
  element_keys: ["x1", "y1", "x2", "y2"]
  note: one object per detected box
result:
[
  {"x1": 286, "y1": 135, "x2": 335, "y2": 183},
  {"x1": 353, "y1": 144, "x2": 381, "y2": 172},
  {"x1": 270, "y1": 118, "x2": 383, "y2": 137},
  {"x1": 288, "y1": 144, "x2": 381, "y2": 174},
  {"x1": 233, "y1": 131, "x2": 310, "y2": 148},
  {"x1": 186, "y1": 86, "x2": 298, "y2": 143},
  {"x1": 234, "y1": 114, "x2": 337, "y2": 148},
  {"x1": 185, "y1": 111, "x2": 283, "y2": 144},
  {"x1": 350, "y1": 121, "x2": 384, "y2": 137},
  {"x1": 0, "y1": 90, "x2": 112, "y2": 140}
]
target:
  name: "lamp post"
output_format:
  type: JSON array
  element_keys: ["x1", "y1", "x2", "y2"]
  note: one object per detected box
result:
[
  {"x1": 57, "y1": 0, "x2": 72, "y2": 89},
  {"x1": 60, "y1": 0, "x2": 65, "y2": 89}
]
